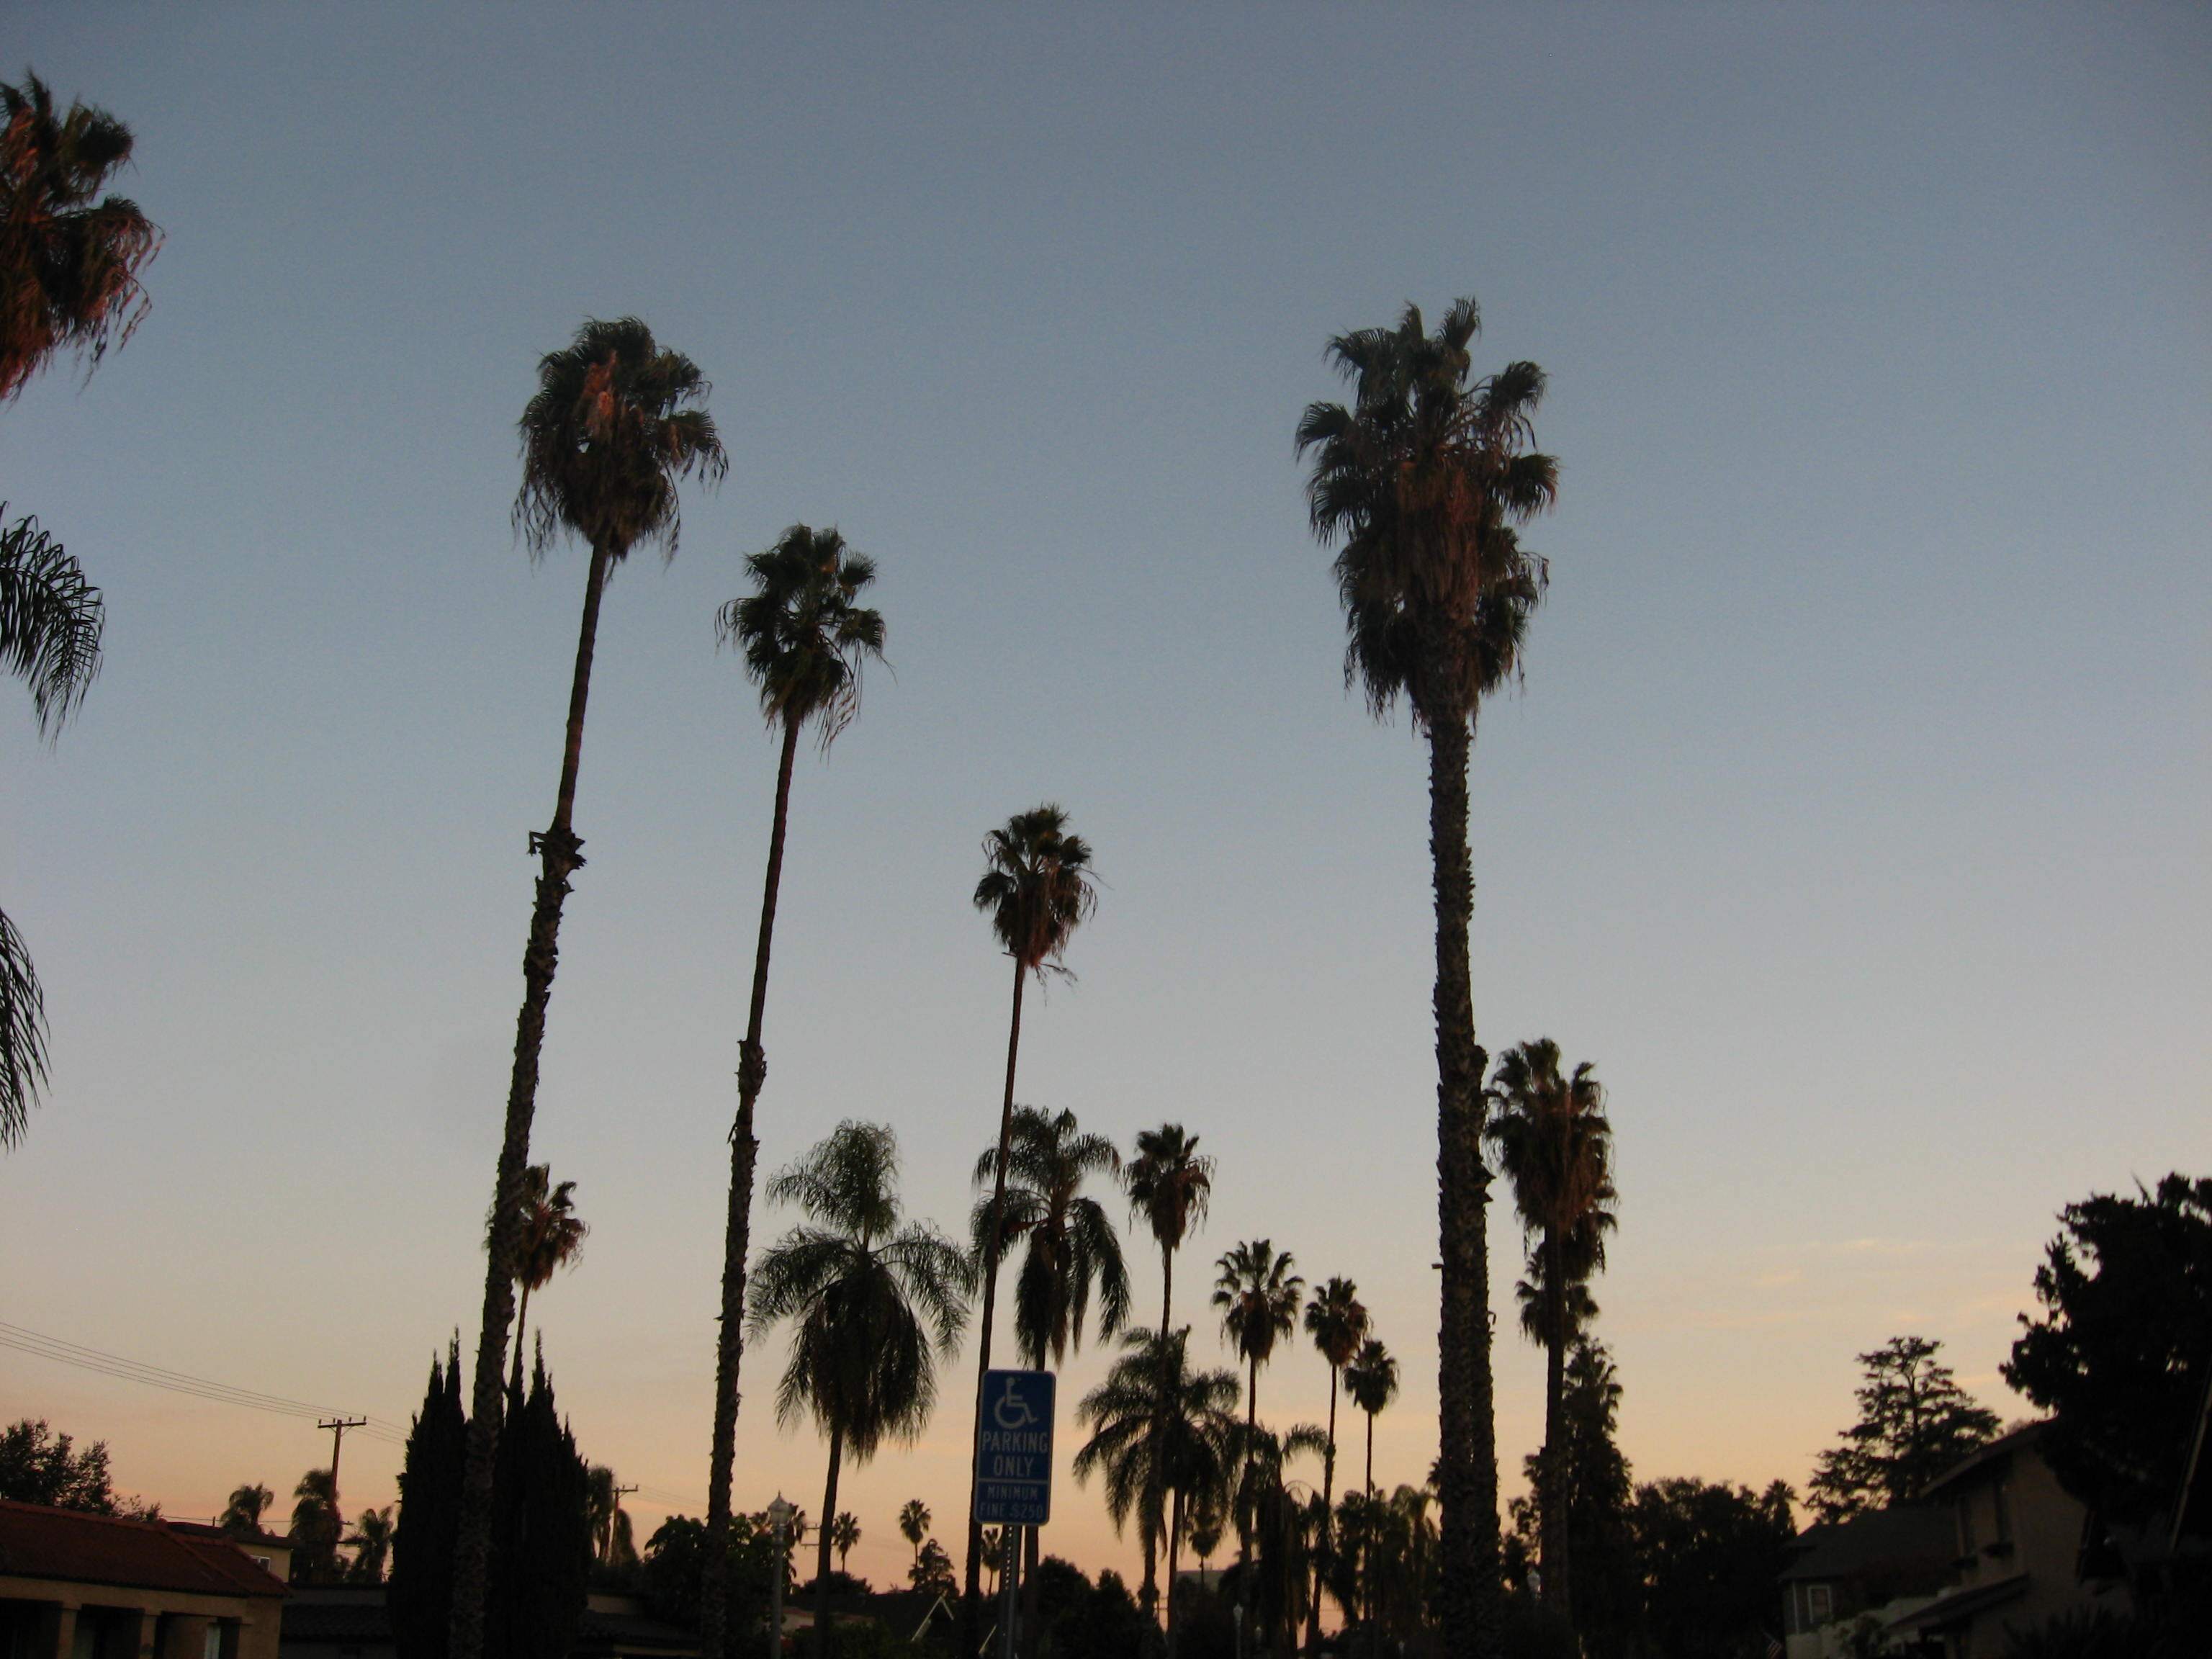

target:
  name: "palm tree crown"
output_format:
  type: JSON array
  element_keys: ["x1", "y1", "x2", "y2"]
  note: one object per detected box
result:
[
  {"x1": 1295, "y1": 297, "x2": 1556, "y2": 731},
  {"x1": 1213, "y1": 1240, "x2": 1304, "y2": 1388},
  {"x1": 898, "y1": 1498, "x2": 930, "y2": 1563},
  {"x1": 971, "y1": 1105, "x2": 1132, "y2": 1369},
  {"x1": 0, "y1": 71, "x2": 161, "y2": 403},
  {"x1": 1483, "y1": 1040, "x2": 1615, "y2": 1340},
  {"x1": 972, "y1": 805, "x2": 1098, "y2": 976},
  {"x1": 1344, "y1": 1340, "x2": 1401, "y2": 1495},
  {"x1": 220, "y1": 1482, "x2": 274, "y2": 1538},
  {"x1": 1125, "y1": 1123, "x2": 1215, "y2": 1331},
  {"x1": 719, "y1": 524, "x2": 888, "y2": 747},
  {"x1": 1305, "y1": 1277, "x2": 1370, "y2": 1375},
  {"x1": 514, "y1": 316, "x2": 727, "y2": 564},
  {"x1": 511, "y1": 1164, "x2": 588, "y2": 1297}
]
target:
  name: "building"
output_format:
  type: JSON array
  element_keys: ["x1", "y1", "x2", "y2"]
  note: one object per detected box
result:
[
  {"x1": 1883, "y1": 1421, "x2": 2128, "y2": 1657},
  {"x1": 161, "y1": 1529, "x2": 292, "y2": 1592},
  {"x1": 1779, "y1": 1506, "x2": 1954, "y2": 1658},
  {"x1": 274, "y1": 1587, "x2": 698, "y2": 1659},
  {"x1": 0, "y1": 1501, "x2": 287, "y2": 1659}
]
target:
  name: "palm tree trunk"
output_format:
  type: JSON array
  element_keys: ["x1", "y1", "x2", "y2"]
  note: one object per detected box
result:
[
  {"x1": 812, "y1": 1426, "x2": 845, "y2": 1659},
  {"x1": 1426, "y1": 709, "x2": 1501, "y2": 1659},
  {"x1": 1146, "y1": 1247, "x2": 1172, "y2": 1654},
  {"x1": 508, "y1": 1282, "x2": 531, "y2": 1396},
  {"x1": 1540, "y1": 1226, "x2": 1570, "y2": 1620},
  {"x1": 1166, "y1": 1485, "x2": 1184, "y2": 1659},
  {"x1": 701, "y1": 714, "x2": 803, "y2": 1659},
  {"x1": 1241, "y1": 1354, "x2": 1258, "y2": 1647},
  {"x1": 961, "y1": 955, "x2": 1028, "y2": 1659},
  {"x1": 1308, "y1": 1370, "x2": 1337, "y2": 1653},
  {"x1": 450, "y1": 537, "x2": 613, "y2": 1659}
]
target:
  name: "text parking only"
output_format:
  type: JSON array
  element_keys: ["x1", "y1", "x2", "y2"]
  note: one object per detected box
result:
[{"x1": 974, "y1": 1369, "x2": 1054, "y2": 1526}]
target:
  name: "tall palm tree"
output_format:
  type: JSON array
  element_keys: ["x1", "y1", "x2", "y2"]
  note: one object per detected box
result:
[
  {"x1": 899, "y1": 1498, "x2": 930, "y2": 1568},
  {"x1": 747, "y1": 1121, "x2": 971, "y2": 1659},
  {"x1": 1484, "y1": 1039, "x2": 1614, "y2": 1621},
  {"x1": 698, "y1": 523, "x2": 887, "y2": 1658},
  {"x1": 1344, "y1": 1340, "x2": 1399, "y2": 1498},
  {"x1": 830, "y1": 1512, "x2": 860, "y2": 1575},
  {"x1": 1298, "y1": 296, "x2": 1555, "y2": 1659},
  {"x1": 0, "y1": 71, "x2": 161, "y2": 404},
  {"x1": 1, "y1": 509, "x2": 104, "y2": 1150},
  {"x1": 1123, "y1": 1122, "x2": 1216, "y2": 1640},
  {"x1": 453, "y1": 316, "x2": 724, "y2": 1659},
  {"x1": 500, "y1": 1164, "x2": 588, "y2": 1391},
  {"x1": 1231, "y1": 1421, "x2": 1332, "y2": 1653},
  {"x1": 961, "y1": 804, "x2": 1097, "y2": 1637},
  {"x1": 1125, "y1": 1123, "x2": 1215, "y2": 1338},
  {"x1": 1303, "y1": 1278, "x2": 1370, "y2": 1651},
  {"x1": 1213, "y1": 1238, "x2": 1303, "y2": 1637},
  {"x1": 346, "y1": 1506, "x2": 395, "y2": 1583},
  {"x1": 219, "y1": 1481, "x2": 273, "y2": 1539},
  {"x1": 1074, "y1": 1328, "x2": 1241, "y2": 1659},
  {"x1": 972, "y1": 1102, "x2": 1131, "y2": 1624}
]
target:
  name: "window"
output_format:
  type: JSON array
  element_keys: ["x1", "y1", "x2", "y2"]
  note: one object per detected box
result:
[
  {"x1": 1994, "y1": 1478, "x2": 2013, "y2": 1546},
  {"x1": 202, "y1": 1627, "x2": 222, "y2": 1659},
  {"x1": 1807, "y1": 1583, "x2": 1833, "y2": 1627}
]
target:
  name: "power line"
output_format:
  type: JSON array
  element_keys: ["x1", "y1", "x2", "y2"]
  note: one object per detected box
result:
[{"x1": 0, "y1": 1319, "x2": 407, "y2": 1446}]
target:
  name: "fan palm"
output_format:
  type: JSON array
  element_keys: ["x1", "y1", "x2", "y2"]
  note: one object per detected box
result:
[
  {"x1": 0, "y1": 71, "x2": 161, "y2": 403},
  {"x1": 961, "y1": 804, "x2": 1097, "y2": 1632},
  {"x1": 454, "y1": 316, "x2": 724, "y2": 1659},
  {"x1": 346, "y1": 1506, "x2": 395, "y2": 1583},
  {"x1": 1303, "y1": 1278, "x2": 1370, "y2": 1650},
  {"x1": 1213, "y1": 1239, "x2": 1303, "y2": 1633},
  {"x1": 219, "y1": 1482, "x2": 273, "y2": 1538},
  {"x1": 1297, "y1": 295, "x2": 1555, "y2": 1658},
  {"x1": 747, "y1": 1121, "x2": 971, "y2": 1659},
  {"x1": 499, "y1": 1164, "x2": 588, "y2": 1391},
  {"x1": 1484, "y1": 1039, "x2": 1612, "y2": 1620},
  {"x1": 1, "y1": 509, "x2": 104, "y2": 1150},
  {"x1": 830, "y1": 1511, "x2": 860, "y2": 1574},
  {"x1": 699, "y1": 524, "x2": 886, "y2": 1658},
  {"x1": 1344, "y1": 1340, "x2": 1400, "y2": 1498},
  {"x1": 290, "y1": 1468, "x2": 341, "y2": 1583},
  {"x1": 899, "y1": 1498, "x2": 930, "y2": 1568},
  {"x1": 1074, "y1": 1327, "x2": 1241, "y2": 1659}
]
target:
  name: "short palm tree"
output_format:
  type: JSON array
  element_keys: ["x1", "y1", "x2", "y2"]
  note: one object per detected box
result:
[
  {"x1": 0, "y1": 71, "x2": 161, "y2": 403},
  {"x1": 700, "y1": 523, "x2": 886, "y2": 1658},
  {"x1": 585, "y1": 1465, "x2": 637, "y2": 1570},
  {"x1": 502, "y1": 1164, "x2": 587, "y2": 1391},
  {"x1": 452, "y1": 317, "x2": 724, "y2": 1659},
  {"x1": 1484, "y1": 1039, "x2": 1614, "y2": 1620},
  {"x1": 1298, "y1": 295, "x2": 1555, "y2": 1658},
  {"x1": 899, "y1": 1498, "x2": 930, "y2": 1568},
  {"x1": 830, "y1": 1511, "x2": 860, "y2": 1575},
  {"x1": 1, "y1": 508, "x2": 104, "y2": 1150},
  {"x1": 1303, "y1": 1277, "x2": 1370, "y2": 1650},
  {"x1": 961, "y1": 804, "x2": 1097, "y2": 1629},
  {"x1": 1074, "y1": 1327, "x2": 1241, "y2": 1659},
  {"x1": 346, "y1": 1506, "x2": 395, "y2": 1583},
  {"x1": 219, "y1": 1481, "x2": 273, "y2": 1538},
  {"x1": 1213, "y1": 1240, "x2": 1303, "y2": 1630},
  {"x1": 747, "y1": 1121, "x2": 971, "y2": 1659},
  {"x1": 290, "y1": 1468, "x2": 341, "y2": 1583},
  {"x1": 1344, "y1": 1340, "x2": 1399, "y2": 1498}
]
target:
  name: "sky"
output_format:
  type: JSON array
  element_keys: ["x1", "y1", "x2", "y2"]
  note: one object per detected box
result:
[{"x1": 2, "y1": 1, "x2": 2207, "y2": 1596}]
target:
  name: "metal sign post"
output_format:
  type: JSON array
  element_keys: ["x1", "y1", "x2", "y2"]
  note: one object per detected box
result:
[{"x1": 998, "y1": 1523, "x2": 1020, "y2": 1659}]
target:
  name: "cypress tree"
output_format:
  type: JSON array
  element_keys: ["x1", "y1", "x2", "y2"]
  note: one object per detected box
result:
[
  {"x1": 392, "y1": 1341, "x2": 467, "y2": 1659},
  {"x1": 486, "y1": 1346, "x2": 592, "y2": 1659}
]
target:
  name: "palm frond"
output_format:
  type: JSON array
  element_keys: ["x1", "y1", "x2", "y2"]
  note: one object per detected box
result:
[{"x1": 0, "y1": 511, "x2": 103, "y2": 739}]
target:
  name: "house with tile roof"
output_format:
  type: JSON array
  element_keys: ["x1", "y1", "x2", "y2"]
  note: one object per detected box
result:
[{"x1": 0, "y1": 1499, "x2": 287, "y2": 1659}]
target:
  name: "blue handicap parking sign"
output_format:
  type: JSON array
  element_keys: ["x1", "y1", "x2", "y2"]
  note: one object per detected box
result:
[{"x1": 974, "y1": 1369, "x2": 1055, "y2": 1525}]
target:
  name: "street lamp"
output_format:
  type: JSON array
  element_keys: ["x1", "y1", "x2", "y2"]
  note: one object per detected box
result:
[{"x1": 765, "y1": 1493, "x2": 795, "y2": 1659}]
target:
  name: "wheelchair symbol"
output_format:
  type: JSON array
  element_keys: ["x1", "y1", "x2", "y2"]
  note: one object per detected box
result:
[{"x1": 993, "y1": 1383, "x2": 1040, "y2": 1432}]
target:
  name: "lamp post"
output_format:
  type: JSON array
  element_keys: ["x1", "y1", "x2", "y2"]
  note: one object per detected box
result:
[{"x1": 765, "y1": 1493, "x2": 794, "y2": 1659}]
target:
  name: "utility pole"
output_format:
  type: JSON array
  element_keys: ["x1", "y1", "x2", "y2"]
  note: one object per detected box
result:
[{"x1": 318, "y1": 1416, "x2": 367, "y2": 1532}]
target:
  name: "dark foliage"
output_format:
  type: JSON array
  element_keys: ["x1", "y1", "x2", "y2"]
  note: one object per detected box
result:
[
  {"x1": 0, "y1": 1418, "x2": 117, "y2": 1511},
  {"x1": 1808, "y1": 1336, "x2": 2000, "y2": 1519},
  {"x1": 2002, "y1": 1174, "x2": 2212, "y2": 1530},
  {"x1": 638, "y1": 1513, "x2": 781, "y2": 1634},
  {"x1": 1629, "y1": 1477, "x2": 1795, "y2": 1659},
  {"x1": 485, "y1": 1357, "x2": 592, "y2": 1659},
  {"x1": 1510, "y1": 1339, "x2": 1640, "y2": 1659},
  {"x1": 392, "y1": 1344, "x2": 468, "y2": 1659}
]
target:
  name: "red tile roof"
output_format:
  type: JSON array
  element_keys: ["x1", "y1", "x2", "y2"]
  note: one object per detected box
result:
[{"x1": 0, "y1": 1501, "x2": 287, "y2": 1599}]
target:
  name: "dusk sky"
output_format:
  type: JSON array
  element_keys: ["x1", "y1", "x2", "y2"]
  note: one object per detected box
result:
[{"x1": 3, "y1": 4, "x2": 2206, "y2": 1595}]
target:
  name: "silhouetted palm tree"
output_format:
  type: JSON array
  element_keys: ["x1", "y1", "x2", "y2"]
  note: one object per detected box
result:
[
  {"x1": 1303, "y1": 1277, "x2": 1370, "y2": 1650},
  {"x1": 0, "y1": 71, "x2": 161, "y2": 403},
  {"x1": 1485, "y1": 1039, "x2": 1614, "y2": 1619},
  {"x1": 1075, "y1": 1328, "x2": 1241, "y2": 1659},
  {"x1": 501, "y1": 1164, "x2": 588, "y2": 1391},
  {"x1": 453, "y1": 317, "x2": 724, "y2": 1659},
  {"x1": 747, "y1": 1121, "x2": 971, "y2": 1659},
  {"x1": 346, "y1": 1506, "x2": 395, "y2": 1583},
  {"x1": 1344, "y1": 1340, "x2": 1399, "y2": 1501},
  {"x1": 1214, "y1": 1239, "x2": 1303, "y2": 1635},
  {"x1": 1, "y1": 508, "x2": 103, "y2": 1150},
  {"x1": 290, "y1": 1469, "x2": 341, "y2": 1583},
  {"x1": 899, "y1": 1498, "x2": 930, "y2": 1568},
  {"x1": 219, "y1": 1482, "x2": 273, "y2": 1538},
  {"x1": 961, "y1": 805, "x2": 1097, "y2": 1633},
  {"x1": 830, "y1": 1511, "x2": 860, "y2": 1575},
  {"x1": 698, "y1": 524, "x2": 886, "y2": 1658},
  {"x1": 1298, "y1": 295, "x2": 1555, "y2": 1658},
  {"x1": 585, "y1": 1465, "x2": 637, "y2": 1571}
]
